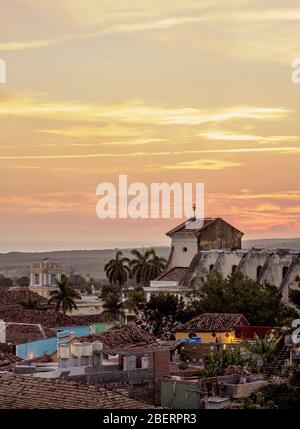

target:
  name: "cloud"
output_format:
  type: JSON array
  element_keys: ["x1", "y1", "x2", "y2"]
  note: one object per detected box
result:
[
  {"x1": 0, "y1": 93, "x2": 289, "y2": 126},
  {"x1": 198, "y1": 131, "x2": 299, "y2": 143},
  {"x1": 149, "y1": 159, "x2": 241, "y2": 171}
]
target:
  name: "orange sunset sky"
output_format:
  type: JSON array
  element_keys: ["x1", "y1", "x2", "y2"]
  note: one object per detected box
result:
[{"x1": 0, "y1": 0, "x2": 300, "y2": 251}]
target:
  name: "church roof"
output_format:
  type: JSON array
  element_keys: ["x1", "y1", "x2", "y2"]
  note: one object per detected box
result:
[
  {"x1": 157, "y1": 267, "x2": 189, "y2": 283},
  {"x1": 166, "y1": 217, "x2": 244, "y2": 237},
  {"x1": 166, "y1": 217, "x2": 216, "y2": 237}
]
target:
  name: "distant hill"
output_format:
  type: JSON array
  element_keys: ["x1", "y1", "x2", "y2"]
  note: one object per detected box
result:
[
  {"x1": 1, "y1": 238, "x2": 300, "y2": 280},
  {"x1": 0, "y1": 247, "x2": 171, "y2": 279},
  {"x1": 243, "y1": 237, "x2": 300, "y2": 250}
]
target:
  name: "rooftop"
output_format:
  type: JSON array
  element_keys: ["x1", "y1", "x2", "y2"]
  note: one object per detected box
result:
[
  {"x1": 166, "y1": 217, "x2": 244, "y2": 237},
  {"x1": 178, "y1": 313, "x2": 250, "y2": 332},
  {"x1": 77, "y1": 325, "x2": 156, "y2": 351},
  {"x1": 157, "y1": 267, "x2": 188, "y2": 283},
  {"x1": 0, "y1": 374, "x2": 152, "y2": 409}
]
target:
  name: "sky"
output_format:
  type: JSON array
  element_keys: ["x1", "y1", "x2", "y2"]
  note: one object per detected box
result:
[{"x1": 0, "y1": 0, "x2": 300, "y2": 251}]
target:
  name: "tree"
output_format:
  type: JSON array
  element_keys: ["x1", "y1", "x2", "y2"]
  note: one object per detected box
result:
[
  {"x1": 21, "y1": 295, "x2": 40, "y2": 310},
  {"x1": 136, "y1": 292, "x2": 186, "y2": 336},
  {"x1": 16, "y1": 276, "x2": 30, "y2": 288},
  {"x1": 48, "y1": 277, "x2": 81, "y2": 315},
  {"x1": 240, "y1": 383, "x2": 300, "y2": 409},
  {"x1": 190, "y1": 271, "x2": 297, "y2": 326},
  {"x1": 102, "y1": 292, "x2": 125, "y2": 325},
  {"x1": 69, "y1": 273, "x2": 92, "y2": 294},
  {"x1": 195, "y1": 347, "x2": 248, "y2": 377},
  {"x1": 104, "y1": 250, "x2": 131, "y2": 296},
  {"x1": 101, "y1": 283, "x2": 119, "y2": 299},
  {"x1": 0, "y1": 276, "x2": 13, "y2": 289},
  {"x1": 244, "y1": 334, "x2": 281, "y2": 372},
  {"x1": 289, "y1": 276, "x2": 300, "y2": 311},
  {"x1": 125, "y1": 286, "x2": 145, "y2": 311},
  {"x1": 130, "y1": 248, "x2": 167, "y2": 286}
]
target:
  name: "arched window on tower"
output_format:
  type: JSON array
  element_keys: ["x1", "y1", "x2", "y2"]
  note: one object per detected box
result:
[
  {"x1": 232, "y1": 265, "x2": 238, "y2": 274},
  {"x1": 209, "y1": 264, "x2": 214, "y2": 273},
  {"x1": 256, "y1": 265, "x2": 263, "y2": 280},
  {"x1": 282, "y1": 266, "x2": 289, "y2": 281}
]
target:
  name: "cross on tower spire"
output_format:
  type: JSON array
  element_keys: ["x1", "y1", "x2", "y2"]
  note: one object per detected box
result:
[{"x1": 192, "y1": 203, "x2": 196, "y2": 218}]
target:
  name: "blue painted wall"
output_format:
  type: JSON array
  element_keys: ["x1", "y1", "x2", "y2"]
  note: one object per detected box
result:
[{"x1": 16, "y1": 324, "x2": 108, "y2": 359}]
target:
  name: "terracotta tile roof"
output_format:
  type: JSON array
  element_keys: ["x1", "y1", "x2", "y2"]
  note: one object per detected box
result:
[
  {"x1": 0, "y1": 374, "x2": 153, "y2": 409},
  {"x1": 179, "y1": 313, "x2": 250, "y2": 332},
  {"x1": 156, "y1": 267, "x2": 188, "y2": 284},
  {"x1": 78, "y1": 325, "x2": 156, "y2": 351},
  {"x1": 166, "y1": 217, "x2": 217, "y2": 237},
  {"x1": 6, "y1": 324, "x2": 56, "y2": 345},
  {"x1": 0, "y1": 351, "x2": 20, "y2": 370}
]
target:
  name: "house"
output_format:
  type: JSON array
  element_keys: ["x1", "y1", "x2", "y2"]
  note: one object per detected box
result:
[
  {"x1": 0, "y1": 374, "x2": 153, "y2": 409},
  {"x1": 29, "y1": 259, "x2": 62, "y2": 298},
  {"x1": 176, "y1": 313, "x2": 250, "y2": 344}
]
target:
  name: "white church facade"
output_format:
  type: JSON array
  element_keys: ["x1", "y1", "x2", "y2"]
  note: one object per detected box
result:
[{"x1": 144, "y1": 217, "x2": 300, "y2": 304}]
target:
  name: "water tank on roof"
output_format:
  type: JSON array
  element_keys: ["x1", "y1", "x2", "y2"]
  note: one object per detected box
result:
[
  {"x1": 141, "y1": 354, "x2": 150, "y2": 369},
  {"x1": 58, "y1": 344, "x2": 70, "y2": 359},
  {"x1": 92, "y1": 341, "x2": 103, "y2": 355},
  {"x1": 0, "y1": 320, "x2": 6, "y2": 344},
  {"x1": 71, "y1": 343, "x2": 82, "y2": 357},
  {"x1": 81, "y1": 342, "x2": 93, "y2": 356},
  {"x1": 127, "y1": 355, "x2": 137, "y2": 370},
  {"x1": 123, "y1": 355, "x2": 128, "y2": 371}
]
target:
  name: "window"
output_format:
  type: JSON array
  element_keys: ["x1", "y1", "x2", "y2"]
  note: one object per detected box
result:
[
  {"x1": 232, "y1": 265, "x2": 238, "y2": 274},
  {"x1": 50, "y1": 273, "x2": 57, "y2": 285},
  {"x1": 282, "y1": 266, "x2": 289, "y2": 281},
  {"x1": 182, "y1": 247, "x2": 187, "y2": 252},
  {"x1": 209, "y1": 264, "x2": 214, "y2": 272},
  {"x1": 257, "y1": 265, "x2": 263, "y2": 280},
  {"x1": 34, "y1": 273, "x2": 40, "y2": 285}
]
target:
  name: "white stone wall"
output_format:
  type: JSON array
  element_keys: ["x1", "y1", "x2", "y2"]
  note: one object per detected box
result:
[{"x1": 171, "y1": 236, "x2": 198, "y2": 267}]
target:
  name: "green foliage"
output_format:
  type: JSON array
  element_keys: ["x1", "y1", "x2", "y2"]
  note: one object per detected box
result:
[
  {"x1": 48, "y1": 276, "x2": 81, "y2": 315},
  {"x1": 129, "y1": 248, "x2": 166, "y2": 286},
  {"x1": 0, "y1": 275, "x2": 13, "y2": 289},
  {"x1": 191, "y1": 271, "x2": 297, "y2": 326},
  {"x1": 102, "y1": 292, "x2": 125, "y2": 324},
  {"x1": 239, "y1": 383, "x2": 300, "y2": 409},
  {"x1": 101, "y1": 283, "x2": 119, "y2": 299},
  {"x1": 16, "y1": 276, "x2": 30, "y2": 288},
  {"x1": 104, "y1": 250, "x2": 131, "y2": 294},
  {"x1": 125, "y1": 286, "x2": 145, "y2": 311},
  {"x1": 69, "y1": 273, "x2": 92, "y2": 294},
  {"x1": 179, "y1": 362, "x2": 188, "y2": 370},
  {"x1": 195, "y1": 347, "x2": 248, "y2": 377},
  {"x1": 137, "y1": 292, "x2": 186, "y2": 336},
  {"x1": 289, "y1": 276, "x2": 300, "y2": 310},
  {"x1": 21, "y1": 295, "x2": 40, "y2": 310},
  {"x1": 243, "y1": 334, "x2": 281, "y2": 372}
]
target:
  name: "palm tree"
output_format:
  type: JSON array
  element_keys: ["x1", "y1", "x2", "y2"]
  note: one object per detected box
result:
[
  {"x1": 104, "y1": 250, "x2": 131, "y2": 296},
  {"x1": 130, "y1": 248, "x2": 167, "y2": 287},
  {"x1": 146, "y1": 248, "x2": 167, "y2": 281},
  {"x1": 102, "y1": 292, "x2": 125, "y2": 325},
  {"x1": 48, "y1": 276, "x2": 81, "y2": 315},
  {"x1": 244, "y1": 334, "x2": 281, "y2": 372},
  {"x1": 125, "y1": 286, "x2": 145, "y2": 311},
  {"x1": 129, "y1": 249, "x2": 153, "y2": 285}
]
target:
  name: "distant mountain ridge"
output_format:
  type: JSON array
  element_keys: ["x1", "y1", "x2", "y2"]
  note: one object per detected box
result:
[
  {"x1": 0, "y1": 247, "x2": 170, "y2": 279},
  {"x1": 1, "y1": 238, "x2": 300, "y2": 279}
]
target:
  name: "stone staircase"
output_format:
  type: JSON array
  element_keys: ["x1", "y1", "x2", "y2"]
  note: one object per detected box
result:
[{"x1": 265, "y1": 344, "x2": 290, "y2": 375}]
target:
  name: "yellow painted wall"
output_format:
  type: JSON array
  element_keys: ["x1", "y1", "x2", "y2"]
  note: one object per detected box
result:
[{"x1": 176, "y1": 330, "x2": 237, "y2": 344}]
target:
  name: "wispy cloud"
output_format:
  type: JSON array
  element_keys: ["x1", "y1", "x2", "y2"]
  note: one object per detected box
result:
[
  {"x1": 0, "y1": 93, "x2": 289, "y2": 125},
  {"x1": 199, "y1": 131, "x2": 299, "y2": 143},
  {"x1": 148, "y1": 159, "x2": 241, "y2": 171}
]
